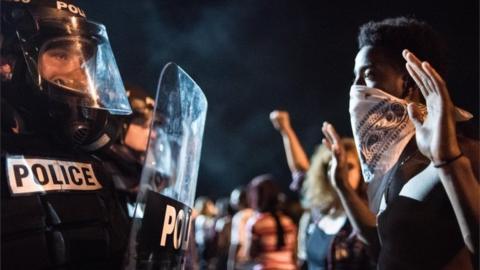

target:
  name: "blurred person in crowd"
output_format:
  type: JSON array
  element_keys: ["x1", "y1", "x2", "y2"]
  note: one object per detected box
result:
[
  {"x1": 213, "y1": 197, "x2": 235, "y2": 269},
  {"x1": 228, "y1": 186, "x2": 255, "y2": 270},
  {"x1": 195, "y1": 196, "x2": 218, "y2": 270},
  {"x1": 245, "y1": 174, "x2": 298, "y2": 270},
  {"x1": 278, "y1": 190, "x2": 304, "y2": 226}
]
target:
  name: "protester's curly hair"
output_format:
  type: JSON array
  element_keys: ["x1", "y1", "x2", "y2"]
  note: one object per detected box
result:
[{"x1": 358, "y1": 16, "x2": 448, "y2": 77}]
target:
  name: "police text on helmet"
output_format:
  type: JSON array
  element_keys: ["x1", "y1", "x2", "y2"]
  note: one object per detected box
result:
[{"x1": 56, "y1": 1, "x2": 86, "y2": 17}]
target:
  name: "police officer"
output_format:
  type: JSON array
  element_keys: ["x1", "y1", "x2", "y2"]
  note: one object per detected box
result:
[
  {"x1": 101, "y1": 85, "x2": 156, "y2": 216},
  {"x1": 1, "y1": 0, "x2": 132, "y2": 269}
]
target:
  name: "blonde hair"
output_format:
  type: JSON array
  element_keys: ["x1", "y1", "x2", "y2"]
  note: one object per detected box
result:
[{"x1": 301, "y1": 138, "x2": 359, "y2": 216}]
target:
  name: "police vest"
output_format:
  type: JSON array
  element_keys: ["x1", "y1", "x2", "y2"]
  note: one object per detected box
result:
[{"x1": 1, "y1": 133, "x2": 130, "y2": 270}]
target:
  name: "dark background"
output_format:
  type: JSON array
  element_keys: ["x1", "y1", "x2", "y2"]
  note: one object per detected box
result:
[{"x1": 78, "y1": 0, "x2": 479, "y2": 200}]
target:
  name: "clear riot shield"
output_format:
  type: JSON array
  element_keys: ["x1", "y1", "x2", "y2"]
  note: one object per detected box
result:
[{"x1": 124, "y1": 63, "x2": 207, "y2": 270}]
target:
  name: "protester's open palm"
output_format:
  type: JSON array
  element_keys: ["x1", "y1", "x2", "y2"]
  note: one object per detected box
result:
[
  {"x1": 403, "y1": 49, "x2": 461, "y2": 163},
  {"x1": 321, "y1": 122, "x2": 349, "y2": 189}
]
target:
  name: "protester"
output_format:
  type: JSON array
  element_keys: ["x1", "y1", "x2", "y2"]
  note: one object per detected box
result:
[
  {"x1": 195, "y1": 197, "x2": 218, "y2": 270},
  {"x1": 213, "y1": 197, "x2": 234, "y2": 270},
  {"x1": 228, "y1": 186, "x2": 255, "y2": 270},
  {"x1": 245, "y1": 174, "x2": 298, "y2": 270},
  {"x1": 322, "y1": 17, "x2": 479, "y2": 269}
]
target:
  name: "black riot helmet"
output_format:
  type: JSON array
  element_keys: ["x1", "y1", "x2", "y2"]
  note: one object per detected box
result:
[{"x1": 1, "y1": 0, "x2": 132, "y2": 151}]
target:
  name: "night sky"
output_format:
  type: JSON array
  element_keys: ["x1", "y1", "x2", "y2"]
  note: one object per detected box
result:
[{"x1": 78, "y1": 0, "x2": 479, "y2": 199}]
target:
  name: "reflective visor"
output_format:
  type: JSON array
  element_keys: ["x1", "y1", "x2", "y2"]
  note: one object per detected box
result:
[{"x1": 21, "y1": 16, "x2": 132, "y2": 115}]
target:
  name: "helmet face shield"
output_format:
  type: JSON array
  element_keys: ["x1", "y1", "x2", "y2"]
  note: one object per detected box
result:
[{"x1": 20, "y1": 17, "x2": 132, "y2": 115}]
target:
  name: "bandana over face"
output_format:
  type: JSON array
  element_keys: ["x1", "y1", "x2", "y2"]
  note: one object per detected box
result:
[
  {"x1": 349, "y1": 85, "x2": 473, "y2": 184},
  {"x1": 349, "y1": 85, "x2": 419, "y2": 183}
]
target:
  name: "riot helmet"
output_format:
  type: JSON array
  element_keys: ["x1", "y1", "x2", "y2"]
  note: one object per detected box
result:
[{"x1": 1, "y1": 0, "x2": 132, "y2": 151}]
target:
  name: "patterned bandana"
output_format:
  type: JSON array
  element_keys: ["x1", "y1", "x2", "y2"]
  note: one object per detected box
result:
[
  {"x1": 349, "y1": 85, "x2": 472, "y2": 184},
  {"x1": 349, "y1": 85, "x2": 417, "y2": 183}
]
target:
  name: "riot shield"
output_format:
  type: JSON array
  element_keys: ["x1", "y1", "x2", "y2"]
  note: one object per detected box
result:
[{"x1": 124, "y1": 63, "x2": 207, "y2": 270}]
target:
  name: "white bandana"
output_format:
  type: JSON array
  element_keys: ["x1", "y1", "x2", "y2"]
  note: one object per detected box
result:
[
  {"x1": 349, "y1": 85, "x2": 417, "y2": 183},
  {"x1": 349, "y1": 85, "x2": 472, "y2": 184}
]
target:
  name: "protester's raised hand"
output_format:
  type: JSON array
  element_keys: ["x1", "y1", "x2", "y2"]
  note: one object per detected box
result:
[
  {"x1": 403, "y1": 49, "x2": 461, "y2": 164},
  {"x1": 321, "y1": 122, "x2": 349, "y2": 189},
  {"x1": 269, "y1": 110, "x2": 291, "y2": 132}
]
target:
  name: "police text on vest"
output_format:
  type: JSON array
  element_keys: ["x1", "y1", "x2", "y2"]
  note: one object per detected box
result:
[{"x1": 6, "y1": 156, "x2": 102, "y2": 195}]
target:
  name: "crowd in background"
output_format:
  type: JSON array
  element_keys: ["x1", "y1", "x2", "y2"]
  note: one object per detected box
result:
[{"x1": 193, "y1": 180, "x2": 300, "y2": 270}]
